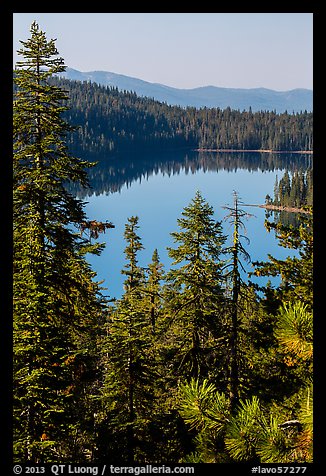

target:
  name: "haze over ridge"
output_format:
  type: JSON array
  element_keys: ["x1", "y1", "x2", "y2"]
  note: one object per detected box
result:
[{"x1": 62, "y1": 67, "x2": 313, "y2": 114}]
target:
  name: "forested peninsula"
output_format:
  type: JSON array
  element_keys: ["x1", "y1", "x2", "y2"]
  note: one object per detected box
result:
[{"x1": 49, "y1": 77, "x2": 313, "y2": 158}]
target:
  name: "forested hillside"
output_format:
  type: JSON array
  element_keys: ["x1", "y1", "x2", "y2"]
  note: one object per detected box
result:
[{"x1": 50, "y1": 77, "x2": 313, "y2": 158}]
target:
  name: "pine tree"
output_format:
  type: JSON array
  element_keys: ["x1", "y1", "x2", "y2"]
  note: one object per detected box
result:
[
  {"x1": 121, "y1": 216, "x2": 145, "y2": 293},
  {"x1": 13, "y1": 22, "x2": 107, "y2": 462},
  {"x1": 256, "y1": 301, "x2": 313, "y2": 463},
  {"x1": 98, "y1": 217, "x2": 158, "y2": 463},
  {"x1": 165, "y1": 191, "x2": 227, "y2": 381},
  {"x1": 144, "y1": 249, "x2": 165, "y2": 333},
  {"x1": 178, "y1": 374, "x2": 312, "y2": 463}
]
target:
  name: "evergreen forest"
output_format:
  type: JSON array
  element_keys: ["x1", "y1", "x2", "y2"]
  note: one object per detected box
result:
[
  {"x1": 272, "y1": 169, "x2": 313, "y2": 209},
  {"x1": 13, "y1": 23, "x2": 313, "y2": 465},
  {"x1": 46, "y1": 78, "x2": 313, "y2": 158}
]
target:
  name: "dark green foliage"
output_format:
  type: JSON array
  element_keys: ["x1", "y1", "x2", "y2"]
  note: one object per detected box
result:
[
  {"x1": 13, "y1": 22, "x2": 107, "y2": 462},
  {"x1": 179, "y1": 368, "x2": 312, "y2": 462},
  {"x1": 145, "y1": 249, "x2": 165, "y2": 333},
  {"x1": 165, "y1": 191, "x2": 227, "y2": 381},
  {"x1": 98, "y1": 217, "x2": 159, "y2": 463},
  {"x1": 43, "y1": 77, "x2": 313, "y2": 158},
  {"x1": 273, "y1": 169, "x2": 313, "y2": 209},
  {"x1": 121, "y1": 216, "x2": 145, "y2": 292}
]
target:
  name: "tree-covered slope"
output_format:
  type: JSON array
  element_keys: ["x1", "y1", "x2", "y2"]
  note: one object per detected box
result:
[{"x1": 50, "y1": 77, "x2": 313, "y2": 158}]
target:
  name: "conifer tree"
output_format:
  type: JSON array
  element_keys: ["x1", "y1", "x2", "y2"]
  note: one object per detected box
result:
[
  {"x1": 145, "y1": 249, "x2": 165, "y2": 333},
  {"x1": 13, "y1": 22, "x2": 107, "y2": 462},
  {"x1": 99, "y1": 217, "x2": 158, "y2": 463},
  {"x1": 178, "y1": 372, "x2": 312, "y2": 462},
  {"x1": 121, "y1": 216, "x2": 145, "y2": 293},
  {"x1": 165, "y1": 191, "x2": 227, "y2": 381}
]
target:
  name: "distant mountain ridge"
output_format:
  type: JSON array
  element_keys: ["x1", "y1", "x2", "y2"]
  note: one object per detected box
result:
[{"x1": 61, "y1": 67, "x2": 313, "y2": 113}]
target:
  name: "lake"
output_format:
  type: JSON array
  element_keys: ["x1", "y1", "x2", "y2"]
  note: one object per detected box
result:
[{"x1": 73, "y1": 150, "x2": 312, "y2": 299}]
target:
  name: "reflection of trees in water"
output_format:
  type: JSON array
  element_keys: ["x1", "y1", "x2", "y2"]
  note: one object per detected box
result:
[
  {"x1": 264, "y1": 168, "x2": 313, "y2": 228},
  {"x1": 265, "y1": 206, "x2": 313, "y2": 229},
  {"x1": 67, "y1": 150, "x2": 312, "y2": 199},
  {"x1": 265, "y1": 209, "x2": 304, "y2": 228}
]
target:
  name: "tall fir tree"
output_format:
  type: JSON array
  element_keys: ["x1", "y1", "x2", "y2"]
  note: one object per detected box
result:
[
  {"x1": 145, "y1": 249, "x2": 165, "y2": 334},
  {"x1": 13, "y1": 22, "x2": 107, "y2": 462},
  {"x1": 165, "y1": 191, "x2": 227, "y2": 382},
  {"x1": 98, "y1": 217, "x2": 158, "y2": 463}
]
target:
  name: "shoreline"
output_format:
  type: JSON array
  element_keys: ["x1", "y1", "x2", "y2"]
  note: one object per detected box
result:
[
  {"x1": 245, "y1": 203, "x2": 312, "y2": 214},
  {"x1": 194, "y1": 148, "x2": 313, "y2": 154}
]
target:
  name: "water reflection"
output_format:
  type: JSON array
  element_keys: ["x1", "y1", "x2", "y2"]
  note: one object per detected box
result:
[
  {"x1": 73, "y1": 150, "x2": 312, "y2": 299},
  {"x1": 68, "y1": 150, "x2": 312, "y2": 198}
]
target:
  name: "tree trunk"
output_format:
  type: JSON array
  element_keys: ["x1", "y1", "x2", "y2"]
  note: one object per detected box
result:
[
  {"x1": 229, "y1": 198, "x2": 240, "y2": 411},
  {"x1": 127, "y1": 345, "x2": 135, "y2": 463}
]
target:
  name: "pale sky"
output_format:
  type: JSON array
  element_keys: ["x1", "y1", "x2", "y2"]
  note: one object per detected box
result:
[{"x1": 13, "y1": 13, "x2": 313, "y2": 91}]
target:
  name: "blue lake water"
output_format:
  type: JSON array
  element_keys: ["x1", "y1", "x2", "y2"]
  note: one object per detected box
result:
[{"x1": 76, "y1": 150, "x2": 312, "y2": 299}]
